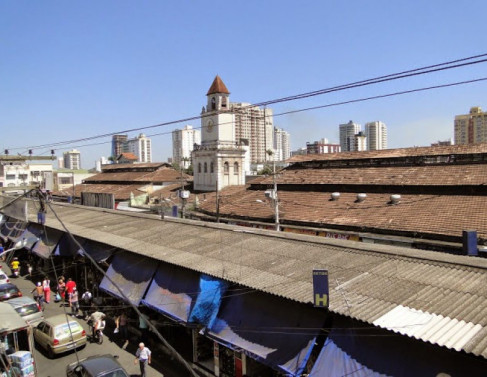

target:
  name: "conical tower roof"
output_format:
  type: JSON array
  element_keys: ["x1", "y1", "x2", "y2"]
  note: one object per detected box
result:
[{"x1": 207, "y1": 75, "x2": 230, "y2": 95}]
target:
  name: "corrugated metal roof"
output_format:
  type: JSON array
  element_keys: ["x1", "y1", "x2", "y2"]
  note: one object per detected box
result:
[{"x1": 6, "y1": 199, "x2": 487, "y2": 359}]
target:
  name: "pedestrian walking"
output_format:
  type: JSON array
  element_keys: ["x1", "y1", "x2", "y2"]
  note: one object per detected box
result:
[
  {"x1": 42, "y1": 277, "x2": 51, "y2": 303},
  {"x1": 65, "y1": 277, "x2": 76, "y2": 296},
  {"x1": 81, "y1": 289, "x2": 92, "y2": 318},
  {"x1": 31, "y1": 282, "x2": 44, "y2": 306},
  {"x1": 69, "y1": 287, "x2": 79, "y2": 316},
  {"x1": 134, "y1": 342, "x2": 151, "y2": 377},
  {"x1": 57, "y1": 277, "x2": 66, "y2": 306},
  {"x1": 116, "y1": 311, "x2": 129, "y2": 349}
]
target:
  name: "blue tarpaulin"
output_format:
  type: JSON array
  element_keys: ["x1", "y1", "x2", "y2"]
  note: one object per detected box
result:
[
  {"x1": 188, "y1": 275, "x2": 227, "y2": 327},
  {"x1": 206, "y1": 289, "x2": 327, "y2": 376},
  {"x1": 141, "y1": 264, "x2": 201, "y2": 323},
  {"x1": 99, "y1": 252, "x2": 158, "y2": 306}
]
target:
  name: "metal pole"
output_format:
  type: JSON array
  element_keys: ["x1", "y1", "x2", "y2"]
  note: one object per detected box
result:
[
  {"x1": 72, "y1": 172, "x2": 75, "y2": 202},
  {"x1": 216, "y1": 177, "x2": 220, "y2": 223},
  {"x1": 273, "y1": 158, "x2": 279, "y2": 231}
]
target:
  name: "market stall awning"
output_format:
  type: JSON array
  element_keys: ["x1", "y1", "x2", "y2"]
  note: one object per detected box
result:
[
  {"x1": 53, "y1": 234, "x2": 84, "y2": 257},
  {"x1": 0, "y1": 217, "x2": 16, "y2": 242},
  {"x1": 30, "y1": 224, "x2": 63, "y2": 259},
  {"x1": 81, "y1": 240, "x2": 115, "y2": 262},
  {"x1": 309, "y1": 338, "x2": 386, "y2": 377},
  {"x1": 206, "y1": 290, "x2": 327, "y2": 376},
  {"x1": 99, "y1": 252, "x2": 158, "y2": 306},
  {"x1": 141, "y1": 264, "x2": 200, "y2": 323},
  {"x1": 7, "y1": 220, "x2": 28, "y2": 242},
  {"x1": 20, "y1": 225, "x2": 41, "y2": 250},
  {"x1": 188, "y1": 275, "x2": 227, "y2": 327}
]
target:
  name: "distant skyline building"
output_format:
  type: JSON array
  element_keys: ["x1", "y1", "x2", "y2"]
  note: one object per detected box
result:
[
  {"x1": 365, "y1": 121, "x2": 387, "y2": 150},
  {"x1": 454, "y1": 106, "x2": 487, "y2": 145},
  {"x1": 353, "y1": 131, "x2": 367, "y2": 152},
  {"x1": 232, "y1": 103, "x2": 274, "y2": 164},
  {"x1": 306, "y1": 138, "x2": 341, "y2": 154},
  {"x1": 112, "y1": 134, "x2": 128, "y2": 158},
  {"x1": 172, "y1": 125, "x2": 201, "y2": 169},
  {"x1": 339, "y1": 121, "x2": 361, "y2": 152},
  {"x1": 126, "y1": 133, "x2": 152, "y2": 163},
  {"x1": 431, "y1": 139, "x2": 453, "y2": 147},
  {"x1": 273, "y1": 127, "x2": 291, "y2": 161},
  {"x1": 63, "y1": 149, "x2": 81, "y2": 170}
]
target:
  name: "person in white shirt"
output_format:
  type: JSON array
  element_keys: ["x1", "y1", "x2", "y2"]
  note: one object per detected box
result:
[{"x1": 134, "y1": 342, "x2": 151, "y2": 377}]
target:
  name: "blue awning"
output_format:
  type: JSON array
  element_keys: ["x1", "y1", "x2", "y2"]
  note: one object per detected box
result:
[
  {"x1": 80, "y1": 240, "x2": 115, "y2": 262},
  {"x1": 7, "y1": 221, "x2": 28, "y2": 242},
  {"x1": 53, "y1": 234, "x2": 84, "y2": 257},
  {"x1": 309, "y1": 338, "x2": 387, "y2": 377},
  {"x1": 206, "y1": 290, "x2": 327, "y2": 376},
  {"x1": 20, "y1": 225, "x2": 41, "y2": 250},
  {"x1": 141, "y1": 264, "x2": 200, "y2": 323},
  {"x1": 30, "y1": 224, "x2": 64, "y2": 259},
  {"x1": 99, "y1": 252, "x2": 158, "y2": 306}
]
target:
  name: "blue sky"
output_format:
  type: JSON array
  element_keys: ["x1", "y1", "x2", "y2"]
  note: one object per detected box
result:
[{"x1": 2, "y1": 1, "x2": 487, "y2": 168}]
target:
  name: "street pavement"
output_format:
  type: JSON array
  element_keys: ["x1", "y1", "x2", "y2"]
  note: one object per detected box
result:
[{"x1": 1, "y1": 261, "x2": 194, "y2": 377}]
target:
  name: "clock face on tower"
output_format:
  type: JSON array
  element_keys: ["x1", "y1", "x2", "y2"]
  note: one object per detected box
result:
[{"x1": 206, "y1": 120, "x2": 214, "y2": 133}]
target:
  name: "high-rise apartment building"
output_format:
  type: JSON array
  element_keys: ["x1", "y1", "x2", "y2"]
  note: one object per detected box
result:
[
  {"x1": 339, "y1": 121, "x2": 361, "y2": 152},
  {"x1": 172, "y1": 125, "x2": 201, "y2": 169},
  {"x1": 365, "y1": 121, "x2": 387, "y2": 150},
  {"x1": 231, "y1": 103, "x2": 274, "y2": 164},
  {"x1": 273, "y1": 127, "x2": 291, "y2": 161},
  {"x1": 126, "y1": 133, "x2": 152, "y2": 163},
  {"x1": 63, "y1": 149, "x2": 81, "y2": 170},
  {"x1": 353, "y1": 131, "x2": 367, "y2": 152},
  {"x1": 454, "y1": 106, "x2": 487, "y2": 145},
  {"x1": 112, "y1": 134, "x2": 128, "y2": 158}
]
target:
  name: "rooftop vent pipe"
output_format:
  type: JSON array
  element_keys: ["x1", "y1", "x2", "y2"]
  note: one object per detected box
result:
[
  {"x1": 389, "y1": 194, "x2": 401, "y2": 205},
  {"x1": 356, "y1": 193, "x2": 367, "y2": 202},
  {"x1": 331, "y1": 192, "x2": 340, "y2": 201}
]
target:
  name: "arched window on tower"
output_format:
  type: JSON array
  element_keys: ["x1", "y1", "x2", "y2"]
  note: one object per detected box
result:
[
  {"x1": 222, "y1": 97, "x2": 227, "y2": 108},
  {"x1": 210, "y1": 162, "x2": 214, "y2": 173},
  {"x1": 234, "y1": 162, "x2": 239, "y2": 175},
  {"x1": 204, "y1": 162, "x2": 208, "y2": 173},
  {"x1": 211, "y1": 97, "x2": 216, "y2": 111},
  {"x1": 198, "y1": 163, "x2": 202, "y2": 173},
  {"x1": 224, "y1": 162, "x2": 229, "y2": 175}
]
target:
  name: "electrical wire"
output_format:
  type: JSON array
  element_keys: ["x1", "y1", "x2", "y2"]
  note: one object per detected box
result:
[{"x1": 6, "y1": 53, "x2": 487, "y2": 153}]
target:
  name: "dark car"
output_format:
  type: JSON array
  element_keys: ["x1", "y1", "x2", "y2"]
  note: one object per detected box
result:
[
  {"x1": 0, "y1": 283, "x2": 22, "y2": 301},
  {"x1": 66, "y1": 354, "x2": 129, "y2": 377}
]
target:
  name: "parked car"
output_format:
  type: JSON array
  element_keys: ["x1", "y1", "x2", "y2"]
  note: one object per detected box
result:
[
  {"x1": 33, "y1": 314, "x2": 86, "y2": 358},
  {"x1": 0, "y1": 283, "x2": 22, "y2": 301},
  {"x1": 6, "y1": 296, "x2": 44, "y2": 325},
  {"x1": 0, "y1": 269, "x2": 9, "y2": 284},
  {"x1": 66, "y1": 354, "x2": 129, "y2": 377}
]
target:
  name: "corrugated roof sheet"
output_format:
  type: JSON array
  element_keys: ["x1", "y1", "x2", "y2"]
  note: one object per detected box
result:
[{"x1": 9, "y1": 200, "x2": 487, "y2": 359}]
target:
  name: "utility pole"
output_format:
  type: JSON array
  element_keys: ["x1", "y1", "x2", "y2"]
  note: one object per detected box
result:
[{"x1": 266, "y1": 149, "x2": 280, "y2": 231}]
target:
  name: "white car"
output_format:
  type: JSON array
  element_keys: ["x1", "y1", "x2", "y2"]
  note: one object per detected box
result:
[{"x1": 0, "y1": 269, "x2": 9, "y2": 284}]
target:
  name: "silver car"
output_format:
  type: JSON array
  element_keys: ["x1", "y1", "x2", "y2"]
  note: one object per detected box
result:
[{"x1": 6, "y1": 296, "x2": 44, "y2": 325}]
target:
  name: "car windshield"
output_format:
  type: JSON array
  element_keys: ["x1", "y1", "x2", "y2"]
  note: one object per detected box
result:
[
  {"x1": 15, "y1": 303, "x2": 39, "y2": 316},
  {"x1": 55, "y1": 322, "x2": 82, "y2": 338},
  {"x1": 101, "y1": 369, "x2": 129, "y2": 377},
  {"x1": 1, "y1": 287, "x2": 18, "y2": 294}
]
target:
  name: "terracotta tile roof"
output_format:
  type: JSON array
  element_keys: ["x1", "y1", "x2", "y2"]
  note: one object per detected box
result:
[
  {"x1": 102, "y1": 162, "x2": 170, "y2": 171},
  {"x1": 85, "y1": 167, "x2": 189, "y2": 184},
  {"x1": 288, "y1": 143, "x2": 487, "y2": 163},
  {"x1": 206, "y1": 75, "x2": 230, "y2": 95},
  {"x1": 198, "y1": 189, "x2": 487, "y2": 241},
  {"x1": 256, "y1": 164, "x2": 487, "y2": 186},
  {"x1": 53, "y1": 183, "x2": 147, "y2": 200},
  {"x1": 117, "y1": 152, "x2": 137, "y2": 161}
]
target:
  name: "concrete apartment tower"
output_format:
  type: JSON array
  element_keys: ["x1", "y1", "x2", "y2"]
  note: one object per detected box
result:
[
  {"x1": 365, "y1": 121, "x2": 387, "y2": 150},
  {"x1": 192, "y1": 76, "x2": 246, "y2": 191},
  {"x1": 126, "y1": 133, "x2": 152, "y2": 163},
  {"x1": 112, "y1": 134, "x2": 128, "y2": 159},
  {"x1": 63, "y1": 149, "x2": 81, "y2": 170},
  {"x1": 454, "y1": 106, "x2": 487, "y2": 144},
  {"x1": 172, "y1": 125, "x2": 201, "y2": 169},
  {"x1": 339, "y1": 121, "x2": 361, "y2": 152},
  {"x1": 273, "y1": 127, "x2": 291, "y2": 161}
]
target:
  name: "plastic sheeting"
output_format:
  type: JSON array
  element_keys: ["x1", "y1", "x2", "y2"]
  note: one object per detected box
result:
[
  {"x1": 80, "y1": 240, "x2": 115, "y2": 262},
  {"x1": 7, "y1": 220, "x2": 27, "y2": 241},
  {"x1": 309, "y1": 339, "x2": 388, "y2": 377},
  {"x1": 30, "y1": 224, "x2": 63, "y2": 259},
  {"x1": 206, "y1": 290, "x2": 327, "y2": 376},
  {"x1": 188, "y1": 274, "x2": 227, "y2": 327},
  {"x1": 53, "y1": 234, "x2": 84, "y2": 257},
  {"x1": 99, "y1": 252, "x2": 158, "y2": 306},
  {"x1": 0, "y1": 217, "x2": 17, "y2": 242},
  {"x1": 141, "y1": 264, "x2": 200, "y2": 323}
]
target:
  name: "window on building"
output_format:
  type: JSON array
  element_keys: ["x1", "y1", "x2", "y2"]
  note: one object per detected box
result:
[
  {"x1": 234, "y1": 162, "x2": 239, "y2": 175},
  {"x1": 222, "y1": 97, "x2": 227, "y2": 108},
  {"x1": 6, "y1": 174, "x2": 15, "y2": 180},
  {"x1": 211, "y1": 97, "x2": 216, "y2": 111},
  {"x1": 224, "y1": 162, "x2": 229, "y2": 175},
  {"x1": 210, "y1": 162, "x2": 214, "y2": 173},
  {"x1": 198, "y1": 163, "x2": 202, "y2": 173},
  {"x1": 204, "y1": 162, "x2": 208, "y2": 173}
]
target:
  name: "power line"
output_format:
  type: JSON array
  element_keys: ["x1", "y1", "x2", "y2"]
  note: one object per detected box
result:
[{"x1": 7, "y1": 53, "x2": 487, "y2": 152}]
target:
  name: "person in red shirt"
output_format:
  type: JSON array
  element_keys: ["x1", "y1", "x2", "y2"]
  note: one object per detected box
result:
[{"x1": 65, "y1": 278, "x2": 77, "y2": 296}]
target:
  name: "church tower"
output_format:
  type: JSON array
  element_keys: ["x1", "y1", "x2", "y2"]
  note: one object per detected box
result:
[{"x1": 192, "y1": 76, "x2": 246, "y2": 192}]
